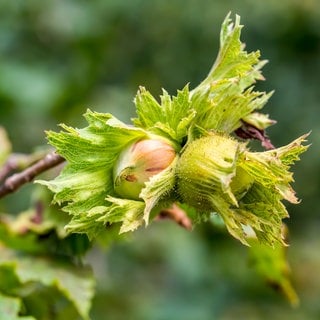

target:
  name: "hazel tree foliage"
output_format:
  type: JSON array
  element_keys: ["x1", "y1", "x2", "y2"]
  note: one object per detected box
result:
[
  {"x1": 0, "y1": 14, "x2": 309, "y2": 316},
  {"x1": 38, "y1": 14, "x2": 308, "y2": 246}
]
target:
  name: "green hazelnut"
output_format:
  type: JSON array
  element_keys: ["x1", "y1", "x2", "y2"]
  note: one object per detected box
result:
[{"x1": 177, "y1": 133, "x2": 253, "y2": 210}]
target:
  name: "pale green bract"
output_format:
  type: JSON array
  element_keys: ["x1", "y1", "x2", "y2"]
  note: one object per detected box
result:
[{"x1": 37, "y1": 14, "x2": 308, "y2": 245}]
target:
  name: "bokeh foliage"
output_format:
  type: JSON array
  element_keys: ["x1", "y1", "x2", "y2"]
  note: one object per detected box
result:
[{"x1": 1, "y1": 1, "x2": 319, "y2": 319}]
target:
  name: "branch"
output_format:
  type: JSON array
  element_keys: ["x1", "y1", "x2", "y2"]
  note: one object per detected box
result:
[
  {"x1": 158, "y1": 204, "x2": 192, "y2": 230},
  {"x1": 0, "y1": 152, "x2": 65, "y2": 199},
  {"x1": 0, "y1": 151, "x2": 48, "y2": 183}
]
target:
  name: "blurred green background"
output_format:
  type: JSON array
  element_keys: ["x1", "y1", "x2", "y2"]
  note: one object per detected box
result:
[{"x1": 0, "y1": 0, "x2": 319, "y2": 319}]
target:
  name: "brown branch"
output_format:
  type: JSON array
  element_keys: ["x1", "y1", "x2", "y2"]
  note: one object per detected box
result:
[
  {"x1": 0, "y1": 152, "x2": 48, "y2": 183},
  {"x1": 0, "y1": 157, "x2": 17, "y2": 182},
  {"x1": 158, "y1": 204, "x2": 192, "y2": 230},
  {"x1": 0, "y1": 152, "x2": 65, "y2": 199}
]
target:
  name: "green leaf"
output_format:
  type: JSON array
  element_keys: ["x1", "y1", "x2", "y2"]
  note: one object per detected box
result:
[
  {"x1": 0, "y1": 293, "x2": 35, "y2": 320},
  {"x1": 239, "y1": 134, "x2": 309, "y2": 204},
  {"x1": 98, "y1": 197, "x2": 145, "y2": 233},
  {"x1": 242, "y1": 112, "x2": 276, "y2": 130},
  {"x1": 16, "y1": 260, "x2": 94, "y2": 320},
  {"x1": 140, "y1": 156, "x2": 178, "y2": 223},
  {"x1": 190, "y1": 14, "x2": 272, "y2": 133},
  {"x1": 133, "y1": 87, "x2": 163, "y2": 130},
  {"x1": 133, "y1": 85, "x2": 193, "y2": 144},
  {"x1": 216, "y1": 134, "x2": 308, "y2": 246},
  {"x1": 0, "y1": 264, "x2": 21, "y2": 296},
  {"x1": 248, "y1": 234, "x2": 299, "y2": 306},
  {"x1": 0, "y1": 249, "x2": 95, "y2": 320},
  {"x1": 209, "y1": 187, "x2": 286, "y2": 246},
  {"x1": 236, "y1": 183, "x2": 288, "y2": 245},
  {"x1": 200, "y1": 13, "x2": 264, "y2": 84},
  {"x1": 198, "y1": 85, "x2": 272, "y2": 133},
  {"x1": 0, "y1": 222, "x2": 47, "y2": 255}
]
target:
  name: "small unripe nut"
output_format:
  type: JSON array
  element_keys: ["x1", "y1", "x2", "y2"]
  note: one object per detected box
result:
[
  {"x1": 177, "y1": 133, "x2": 253, "y2": 211},
  {"x1": 113, "y1": 138, "x2": 176, "y2": 200}
]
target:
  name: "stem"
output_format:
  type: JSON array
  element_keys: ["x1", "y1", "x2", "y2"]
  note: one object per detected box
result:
[
  {"x1": 0, "y1": 151, "x2": 47, "y2": 182},
  {"x1": 158, "y1": 204, "x2": 192, "y2": 230},
  {"x1": 0, "y1": 152, "x2": 65, "y2": 199}
]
